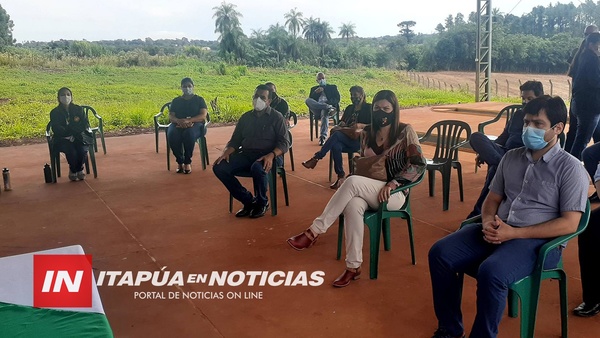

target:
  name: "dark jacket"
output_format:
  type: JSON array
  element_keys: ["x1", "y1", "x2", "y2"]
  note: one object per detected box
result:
[
  {"x1": 270, "y1": 94, "x2": 290, "y2": 119},
  {"x1": 49, "y1": 103, "x2": 91, "y2": 143},
  {"x1": 341, "y1": 103, "x2": 372, "y2": 126},
  {"x1": 573, "y1": 49, "x2": 600, "y2": 112},
  {"x1": 495, "y1": 108, "x2": 525, "y2": 150},
  {"x1": 309, "y1": 84, "x2": 340, "y2": 111}
]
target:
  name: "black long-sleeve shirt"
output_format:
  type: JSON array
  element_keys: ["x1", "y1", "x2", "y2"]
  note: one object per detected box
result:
[
  {"x1": 49, "y1": 104, "x2": 90, "y2": 142},
  {"x1": 573, "y1": 49, "x2": 600, "y2": 111},
  {"x1": 226, "y1": 106, "x2": 290, "y2": 154}
]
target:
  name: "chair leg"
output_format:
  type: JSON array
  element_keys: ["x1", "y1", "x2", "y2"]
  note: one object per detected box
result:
[
  {"x1": 406, "y1": 215, "x2": 416, "y2": 265},
  {"x1": 328, "y1": 153, "x2": 334, "y2": 182},
  {"x1": 229, "y1": 194, "x2": 233, "y2": 213},
  {"x1": 383, "y1": 218, "x2": 391, "y2": 251},
  {"x1": 289, "y1": 146, "x2": 295, "y2": 171},
  {"x1": 269, "y1": 172, "x2": 277, "y2": 216},
  {"x1": 314, "y1": 118, "x2": 319, "y2": 141},
  {"x1": 309, "y1": 111, "x2": 314, "y2": 142},
  {"x1": 454, "y1": 162, "x2": 464, "y2": 202},
  {"x1": 84, "y1": 154, "x2": 90, "y2": 174},
  {"x1": 508, "y1": 289, "x2": 519, "y2": 318},
  {"x1": 558, "y1": 272, "x2": 568, "y2": 338},
  {"x1": 280, "y1": 170, "x2": 289, "y2": 206},
  {"x1": 154, "y1": 127, "x2": 160, "y2": 153},
  {"x1": 336, "y1": 215, "x2": 344, "y2": 260},
  {"x1": 203, "y1": 137, "x2": 209, "y2": 167},
  {"x1": 165, "y1": 130, "x2": 170, "y2": 171},
  {"x1": 56, "y1": 154, "x2": 61, "y2": 178},
  {"x1": 50, "y1": 152, "x2": 58, "y2": 183},
  {"x1": 427, "y1": 169, "x2": 435, "y2": 197},
  {"x1": 368, "y1": 215, "x2": 383, "y2": 280},
  {"x1": 89, "y1": 147, "x2": 98, "y2": 178},
  {"x1": 199, "y1": 137, "x2": 207, "y2": 170},
  {"x1": 92, "y1": 130, "x2": 99, "y2": 153},
  {"x1": 442, "y1": 166, "x2": 451, "y2": 211},
  {"x1": 99, "y1": 126, "x2": 106, "y2": 155},
  {"x1": 347, "y1": 153, "x2": 354, "y2": 175}
]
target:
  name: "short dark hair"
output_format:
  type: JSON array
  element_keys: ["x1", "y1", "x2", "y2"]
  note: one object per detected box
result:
[
  {"x1": 255, "y1": 84, "x2": 273, "y2": 100},
  {"x1": 181, "y1": 77, "x2": 194, "y2": 86},
  {"x1": 519, "y1": 81, "x2": 544, "y2": 97},
  {"x1": 523, "y1": 95, "x2": 567, "y2": 129},
  {"x1": 349, "y1": 85, "x2": 365, "y2": 97}
]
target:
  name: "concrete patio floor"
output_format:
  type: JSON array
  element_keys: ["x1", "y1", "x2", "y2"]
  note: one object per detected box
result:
[{"x1": 1, "y1": 103, "x2": 599, "y2": 337}]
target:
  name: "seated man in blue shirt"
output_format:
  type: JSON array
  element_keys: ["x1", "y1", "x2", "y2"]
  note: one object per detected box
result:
[
  {"x1": 429, "y1": 95, "x2": 588, "y2": 338},
  {"x1": 467, "y1": 81, "x2": 544, "y2": 218},
  {"x1": 213, "y1": 84, "x2": 290, "y2": 219}
]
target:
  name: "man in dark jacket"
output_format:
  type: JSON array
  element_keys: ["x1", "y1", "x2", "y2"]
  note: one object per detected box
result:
[{"x1": 305, "y1": 72, "x2": 341, "y2": 145}]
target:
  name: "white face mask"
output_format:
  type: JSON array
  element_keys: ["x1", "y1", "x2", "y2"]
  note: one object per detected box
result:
[
  {"x1": 59, "y1": 96, "x2": 71, "y2": 105},
  {"x1": 253, "y1": 98, "x2": 267, "y2": 111},
  {"x1": 182, "y1": 87, "x2": 194, "y2": 96}
]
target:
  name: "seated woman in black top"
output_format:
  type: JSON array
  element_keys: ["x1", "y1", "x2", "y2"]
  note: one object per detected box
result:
[
  {"x1": 49, "y1": 87, "x2": 92, "y2": 181},
  {"x1": 168, "y1": 77, "x2": 208, "y2": 174},
  {"x1": 302, "y1": 86, "x2": 372, "y2": 189}
]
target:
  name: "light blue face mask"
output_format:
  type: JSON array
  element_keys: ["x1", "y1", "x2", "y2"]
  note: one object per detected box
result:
[
  {"x1": 318, "y1": 79, "x2": 326, "y2": 86},
  {"x1": 521, "y1": 126, "x2": 553, "y2": 150}
]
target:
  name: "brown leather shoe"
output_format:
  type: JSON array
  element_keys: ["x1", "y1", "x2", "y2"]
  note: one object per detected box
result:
[
  {"x1": 329, "y1": 176, "x2": 345, "y2": 189},
  {"x1": 332, "y1": 267, "x2": 361, "y2": 288},
  {"x1": 287, "y1": 229, "x2": 318, "y2": 251},
  {"x1": 302, "y1": 157, "x2": 319, "y2": 169}
]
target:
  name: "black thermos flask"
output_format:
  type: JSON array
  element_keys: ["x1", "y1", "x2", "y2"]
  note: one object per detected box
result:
[{"x1": 44, "y1": 163, "x2": 52, "y2": 183}]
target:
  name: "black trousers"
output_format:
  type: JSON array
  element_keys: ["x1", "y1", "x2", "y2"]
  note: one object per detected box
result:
[{"x1": 579, "y1": 207, "x2": 600, "y2": 304}]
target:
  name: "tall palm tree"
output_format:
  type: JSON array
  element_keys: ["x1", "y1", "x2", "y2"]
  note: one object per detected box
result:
[
  {"x1": 284, "y1": 8, "x2": 305, "y2": 37},
  {"x1": 267, "y1": 23, "x2": 289, "y2": 62},
  {"x1": 303, "y1": 17, "x2": 334, "y2": 57},
  {"x1": 338, "y1": 22, "x2": 356, "y2": 43},
  {"x1": 212, "y1": 2, "x2": 245, "y2": 59}
]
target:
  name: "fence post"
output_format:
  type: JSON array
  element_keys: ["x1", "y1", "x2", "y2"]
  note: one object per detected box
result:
[
  {"x1": 549, "y1": 79, "x2": 553, "y2": 96},
  {"x1": 458, "y1": 84, "x2": 462, "y2": 91},
  {"x1": 444, "y1": 82, "x2": 447, "y2": 91},
  {"x1": 450, "y1": 84, "x2": 454, "y2": 92},
  {"x1": 567, "y1": 79, "x2": 572, "y2": 101},
  {"x1": 439, "y1": 80, "x2": 442, "y2": 90},
  {"x1": 427, "y1": 77, "x2": 430, "y2": 88},
  {"x1": 506, "y1": 79, "x2": 509, "y2": 97},
  {"x1": 495, "y1": 79, "x2": 498, "y2": 96},
  {"x1": 518, "y1": 79, "x2": 522, "y2": 86},
  {"x1": 466, "y1": 83, "x2": 469, "y2": 93}
]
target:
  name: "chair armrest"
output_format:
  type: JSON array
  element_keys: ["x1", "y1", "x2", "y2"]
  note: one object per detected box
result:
[
  {"x1": 288, "y1": 111, "x2": 298, "y2": 129},
  {"x1": 478, "y1": 117, "x2": 502, "y2": 134},
  {"x1": 460, "y1": 215, "x2": 482, "y2": 229}
]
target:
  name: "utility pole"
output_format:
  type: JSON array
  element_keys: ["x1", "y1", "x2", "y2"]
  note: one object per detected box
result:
[{"x1": 475, "y1": 0, "x2": 492, "y2": 101}]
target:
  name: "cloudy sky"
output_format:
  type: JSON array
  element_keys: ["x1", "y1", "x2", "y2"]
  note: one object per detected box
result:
[{"x1": 3, "y1": 0, "x2": 571, "y2": 42}]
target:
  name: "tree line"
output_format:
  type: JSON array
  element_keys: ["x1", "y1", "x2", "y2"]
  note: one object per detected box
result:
[{"x1": 0, "y1": 2, "x2": 598, "y2": 74}]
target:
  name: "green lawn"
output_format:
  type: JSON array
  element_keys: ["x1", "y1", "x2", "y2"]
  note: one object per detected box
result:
[{"x1": 0, "y1": 64, "x2": 475, "y2": 140}]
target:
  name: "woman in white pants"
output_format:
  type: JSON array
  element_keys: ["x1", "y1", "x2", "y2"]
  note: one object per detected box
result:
[{"x1": 287, "y1": 90, "x2": 426, "y2": 287}]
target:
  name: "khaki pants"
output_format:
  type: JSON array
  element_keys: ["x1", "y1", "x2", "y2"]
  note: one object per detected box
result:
[{"x1": 309, "y1": 175, "x2": 406, "y2": 269}]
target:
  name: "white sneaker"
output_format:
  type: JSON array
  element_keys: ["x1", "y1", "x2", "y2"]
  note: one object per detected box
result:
[
  {"x1": 68, "y1": 172, "x2": 77, "y2": 181},
  {"x1": 76, "y1": 171, "x2": 86, "y2": 180}
]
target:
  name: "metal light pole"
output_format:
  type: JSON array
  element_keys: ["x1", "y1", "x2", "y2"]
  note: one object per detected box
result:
[{"x1": 475, "y1": 0, "x2": 492, "y2": 101}]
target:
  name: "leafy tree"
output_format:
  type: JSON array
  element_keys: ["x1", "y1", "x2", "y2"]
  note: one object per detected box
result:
[
  {"x1": 303, "y1": 17, "x2": 334, "y2": 57},
  {"x1": 435, "y1": 23, "x2": 445, "y2": 34},
  {"x1": 338, "y1": 22, "x2": 356, "y2": 43},
  {"x1": 284, "y1": 8, "x2": 305, "y2": 37},
  {"x1": 398, "y1": 21, "x2": 416, "y2": 43},
  {"x1": 0, "y1": 4, "x2": 14, "y2": 48},
  {"x1": 455, "y1": 13, "x2": 465, "y2": 25},
  {"x1": 445, "y1": 15, "x2": 454, "y2": 29}
]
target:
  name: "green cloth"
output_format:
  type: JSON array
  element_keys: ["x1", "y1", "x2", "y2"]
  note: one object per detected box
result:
[{"x1": 0, "y1": 302, "x2": 113, "y2": 337}]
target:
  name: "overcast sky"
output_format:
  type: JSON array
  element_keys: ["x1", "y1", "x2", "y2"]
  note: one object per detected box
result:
[{"x1": 3, "y1": 0, "x2": 573, "y2": 42}]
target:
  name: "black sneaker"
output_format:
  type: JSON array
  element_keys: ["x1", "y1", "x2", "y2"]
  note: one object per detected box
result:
[
  {"x1": 235, "y1": 203, "x2": 255, "y2": 217},
  {"x1": 432, "y1": 328, "x2": 465, "y2": 338},
  {"x1": 573, "y1": 302, "x2": 600, "y2": 317},
  {"x1": 318, "y1": 137, "x2": 326, "y2": 146},
  {"x1": 250, "y1": 202, "x2": 269, "y2": 218}
]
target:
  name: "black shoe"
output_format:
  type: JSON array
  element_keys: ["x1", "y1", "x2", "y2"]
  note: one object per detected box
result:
[
  {"x1": 431, "y1": 328, "x2": 465, "y2": 338},
  {"x1": 235, "y1": 203, "x2": 255, "y2": 217},
  {"x1": 589, "y1": 192, "x2": 599, "y2": 203},
  {"x1": 250, "y1": 203, "x2": 269, "y2": 218},
  {"x1": 574, "y1": 302, "x2": 600, "y2": 317},
  {"x1": 318, "y1": 137, "x2": 326, "y2": 146}
]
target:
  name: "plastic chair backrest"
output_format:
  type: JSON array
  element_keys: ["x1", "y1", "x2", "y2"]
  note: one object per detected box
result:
[
  {"x1": 420, "y1": 120, "x2": 471, "y2": 162},
  {"x1": 478, "y1": 104, "x2": 523, "y2": 134},
  {"x1": 81, "y1": 105, "x2": 101, "y2": 127}
]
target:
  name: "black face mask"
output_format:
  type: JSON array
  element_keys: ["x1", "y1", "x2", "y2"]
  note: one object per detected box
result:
[
  {"x1": 372, "y1": 110, "x2": 394, "y2": 127},
  {"x1": 351, "y1": 97, "x2": 362, "y2": 106}
]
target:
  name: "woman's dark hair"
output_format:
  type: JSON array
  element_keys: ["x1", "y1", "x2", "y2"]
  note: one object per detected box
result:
[
  {"x1": 368, "y1": 90, "x2": 401, "y2": 146},
  {"x1": 523, "y1": 95, "x2": 567, "y2": 131},
  {"x1": 57, "y1": 87, "x2": 73, "y2": 104},
  {"x1": 349, "y1": 85, "x2": 365, "y2": 97},
  {"x1": 568, "y1": 32, "x2": 600, "y2": 77}
]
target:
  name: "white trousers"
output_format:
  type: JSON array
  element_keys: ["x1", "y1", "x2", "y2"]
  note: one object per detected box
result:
[{"x1": 309, "y1": 175, "x2": 406, "y2": 269}]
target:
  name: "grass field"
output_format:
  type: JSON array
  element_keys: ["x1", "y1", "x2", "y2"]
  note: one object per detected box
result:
[{"x1": 0, "y1": 63, "x2": 476, "y2": 141}]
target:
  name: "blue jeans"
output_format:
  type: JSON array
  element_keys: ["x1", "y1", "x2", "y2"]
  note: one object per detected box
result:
[
  {"x1": 568, "y1": 98, "x2": 600, "y2": 160},
  {"x1": 305, "y1": 98, "x2": 331, "y2": 139},
  {"x1": 167, "y1": 122, "x2": 205, "y2": 165},
  {"x1": 467, "y1": 133, "x2": 507, "y2": 218},
  {"x1": 582, "y1": 142, "x2": 600, "y2": 180},
  {"x1": 429, "y1": 224, "x2": 561, "y2": 338},
  {"x1": 212, "y1": 151, "x2": 283, "y2": 207},
  {"x1": 314, "y1": 131, "x2": 360, "y2": 177},
  {"x1": 55, "y1": 138, "x2": 89, "y2": 173}
]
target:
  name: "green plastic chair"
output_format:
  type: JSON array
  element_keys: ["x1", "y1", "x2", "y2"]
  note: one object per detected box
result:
[
  {"x1": 459, "y1": 201, "x2": 591, "y2": 338},
  {"x1": 82, "y1": 105, "x2": 106, "y2": 155},
  {"x1": 153, "y1": 102, "x2": 211, "y2": 170},
  {"x1": 45, "y1": 122, "x2": 98, "y2": 182},
  {"x1": 474, "y1": 104, "x2": 522, "y2": 172},
  {"x1": 228, "y1": 158, "x2": 289, "y2": 216},
  {"x1": 336, "y1": 172, "x2": 425, "y2": 279},
  {"x1": 309, "y1": 108, "x2": 340, "y2": 142},
  {"x1": 419, "y1": 120, "x2": 471, "y2": 211},
  {"x1": 286, "y1": 111, "x2": 298, "y2": 171}
]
